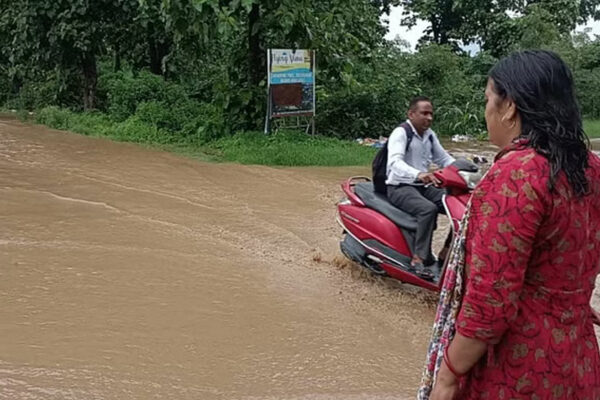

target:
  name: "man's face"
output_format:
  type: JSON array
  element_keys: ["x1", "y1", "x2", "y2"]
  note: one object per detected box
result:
[{"x1": 408, "y1": 101, "x2": 433, "y2": 134}]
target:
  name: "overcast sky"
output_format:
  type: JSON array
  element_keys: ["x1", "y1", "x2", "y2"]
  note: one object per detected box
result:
[{"x1": 384, "y1": 6, "x2": 600, "y2": 51}]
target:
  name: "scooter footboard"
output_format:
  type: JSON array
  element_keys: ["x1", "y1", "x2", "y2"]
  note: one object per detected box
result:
[{"x1": 340, "y1": 234, "x2": 366, "y2": 263}]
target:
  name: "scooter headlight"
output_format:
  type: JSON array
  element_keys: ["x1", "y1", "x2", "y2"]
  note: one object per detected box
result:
[{"x1": 458, "y1": 170, "x2": 483, "y2": 189}]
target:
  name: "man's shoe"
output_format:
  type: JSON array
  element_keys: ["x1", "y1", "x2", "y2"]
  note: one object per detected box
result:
[
  {"x1": 410, "y1": 261, "x2": 435, "y2": 281},
  {"x1": 424, "y1": 254, "x2": 437, "y2": 267}
]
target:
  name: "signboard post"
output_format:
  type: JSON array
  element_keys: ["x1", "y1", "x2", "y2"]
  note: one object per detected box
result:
[{"x1": 265, "y1": 49, "x2": 315, "y2": 135}]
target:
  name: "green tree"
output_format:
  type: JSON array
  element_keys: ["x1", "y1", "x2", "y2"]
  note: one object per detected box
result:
[
  {"x1": 160, "y1": 0, "x2": 392, "y2": 129},
  {"x1": 399, "y1": 0, "x2": 465, "y2": 46},
  {"x1": 2, "y1": 0, "x2": 141, "y2": 109},
  {"x1": 161, "y1": 0, "x2": 390, "y2": 82},
  {"x1": 400, "y1": 0, "x2": 600, "y2": 55}
]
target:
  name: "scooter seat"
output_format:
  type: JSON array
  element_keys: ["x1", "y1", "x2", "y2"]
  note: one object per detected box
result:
[{"x1": 354, "y1": 182, "x2": 418, "y2": 231}]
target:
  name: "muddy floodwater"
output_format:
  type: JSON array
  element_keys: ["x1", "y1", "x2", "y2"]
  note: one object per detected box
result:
[{"x1": 1, "y1": 117, "x2": 598, "y2": 399}]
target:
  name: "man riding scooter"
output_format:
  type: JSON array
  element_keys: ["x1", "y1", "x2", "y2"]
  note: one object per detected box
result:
[{"x1": 385, "y1": 96, "x2": 455, "y2": 278}]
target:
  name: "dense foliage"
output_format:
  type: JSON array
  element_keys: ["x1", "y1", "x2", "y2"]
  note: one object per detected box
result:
[{"x1": 0, "y1": 0, "x2": 598, "y2": 142}]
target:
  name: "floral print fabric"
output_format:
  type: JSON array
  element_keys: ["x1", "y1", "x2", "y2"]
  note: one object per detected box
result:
[
  {"x1": 416, "y1": 202, "x2": 471, "y2": 400},
  {"x1": 457, "y1": 144, "x2": 600, "y2": 399},
  {"x1": 418, "y1": 142, "x2": 600, "y2": 399}
]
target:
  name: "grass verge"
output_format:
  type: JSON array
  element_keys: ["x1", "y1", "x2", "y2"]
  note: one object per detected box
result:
[
  {"x1": 29, "y1": 106, "x2": 376, "y2": 166},
  {"x1": 584, "y1": 120, "x2": 600, "y2": 139},
  {"x1": 209, "y1": 131, "x2": 376, "y2": 166}
]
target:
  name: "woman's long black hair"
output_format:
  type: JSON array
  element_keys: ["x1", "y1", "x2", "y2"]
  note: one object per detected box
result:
[{"x1": 489, "y1": 50, "x2": 590, "y2": 197}]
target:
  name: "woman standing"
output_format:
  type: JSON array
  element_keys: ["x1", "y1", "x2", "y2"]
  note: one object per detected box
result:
[{"x1": 427, "y1": 50, "x2": 600, "y2": 399}]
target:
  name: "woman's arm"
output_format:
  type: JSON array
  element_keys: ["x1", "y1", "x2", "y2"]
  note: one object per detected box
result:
[
  {"x1": 432, "y1": 150, "x2": 550, "y2": 399},
  {"x1": 430, "y1": 333, "x2": 487, "y2": 400}
]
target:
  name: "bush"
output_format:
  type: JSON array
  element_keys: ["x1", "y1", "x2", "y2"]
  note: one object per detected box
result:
[
  {"x1": 9, "y1": 70, "x2": 82, "y2": 111},
  {"x1": 35, "y1": 106, "x2": 73, "y2": 129},
  {"x1": 36, "y1": 107, "x2": 115, "y2": 136},
  {"x1": 315, "y1": 44, "x2": 487, "y2": 140},
  {"x1": 434, "y1": 97, "x2": 486, "y2": 137},
  {"x1": 98, "y1": 70, "x2": 232, "y2": 142},
  {"x1": 316, "y1": 46, "x2": 418, "y2": 139},
  {"x1": 34, "y1": 103, "x2": 228, "y2": 146},
  {"x1": 316, "y1": 84, "x2": 410, "y2": 139},
  {"x1": 134, "y1": 99, "x2": 227, "y2": 142},
  {"x1": 111, "y1": 116, "x2": 172, "y2": 144},
  {"x1": 0, "y1": 73, "x2": 11, "y2": 106},
  {"x1": 99, "y1": 70, "x2": 188, "y2": 121},
  {"x1": 135, "y1": 99, "x2": 202, "y2": 133},
  {"x1": 410, "y1": 44, "x2": 486, "y2": 136},
  {"x1": 35, "y1": 105, "x2": 174, "y2": 144},
  {"x1": 16, "y1": 80, "x2": 57, "y2": 111},
  {"x1": 192, "y1": 102, "x2": 227, "y2": 142}
]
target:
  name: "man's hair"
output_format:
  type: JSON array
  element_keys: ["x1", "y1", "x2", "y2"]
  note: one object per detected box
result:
[{"x1": 408, "y1": 96, "x2": 432, "y2": 111}]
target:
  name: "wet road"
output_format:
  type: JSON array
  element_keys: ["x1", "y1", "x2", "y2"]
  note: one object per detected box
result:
[{"x1": 0, "y1": 118, "x2": 438, "y2": 399}]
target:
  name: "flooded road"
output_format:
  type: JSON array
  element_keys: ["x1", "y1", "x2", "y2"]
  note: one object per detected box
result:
[
  {"x1": 1, "y1": 118, "x2": 437, "y2": 399},
  {"x1": 1, "y1": 118, "x2": 598, "y2": 399}
]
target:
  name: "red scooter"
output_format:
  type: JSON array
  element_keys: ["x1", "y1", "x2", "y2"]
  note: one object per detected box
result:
[{"x1": 336, "y1": 159, "x2": 482, "y2": 292}]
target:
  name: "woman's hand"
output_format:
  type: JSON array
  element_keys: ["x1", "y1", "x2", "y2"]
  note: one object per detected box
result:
[
  {"x1": 429, "y1": 362, "x2": 460, "y2": 400},
  {"x1": 430, "y1": 334, "x2": 486, "y2": 399}
]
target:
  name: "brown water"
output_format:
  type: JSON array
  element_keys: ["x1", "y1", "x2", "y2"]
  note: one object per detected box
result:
[
  {"x1": 0, "y1": 118, "x2": 438, "y2": 400},
  {"x1": 1, "y1": 118, "x2": 598, "y2": 400}
]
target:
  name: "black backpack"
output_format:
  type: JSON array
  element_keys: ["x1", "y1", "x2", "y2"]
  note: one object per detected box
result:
[{"x1": 372, "y1": 122, "x2": 433, "y2": 194}]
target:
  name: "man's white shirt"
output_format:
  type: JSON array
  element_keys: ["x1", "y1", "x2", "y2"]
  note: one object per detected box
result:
[{"x1": 385, "y1": 119, "x2": 455, "y2": 185}]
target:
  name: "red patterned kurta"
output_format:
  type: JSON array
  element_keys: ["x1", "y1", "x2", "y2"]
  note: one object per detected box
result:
[{"x1": 456, "y1": 143, "x2": 600, "y2": 399}]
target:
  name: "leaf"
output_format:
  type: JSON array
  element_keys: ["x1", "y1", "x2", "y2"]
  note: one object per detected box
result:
[
  {"x1": 192, "y1": 0, "x2": 211, "y2": 12},
  {"x1": 241, "y1": 0, "x2": 254, "y2": 12}
]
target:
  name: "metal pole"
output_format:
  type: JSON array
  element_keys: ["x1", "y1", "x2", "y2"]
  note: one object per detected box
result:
[
  {"x1": 264, "y1": 49, "x2": 272, "y2": 134},
  {"x1": 312, "y1": 50, "x2": 316, "y2": 136}
]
